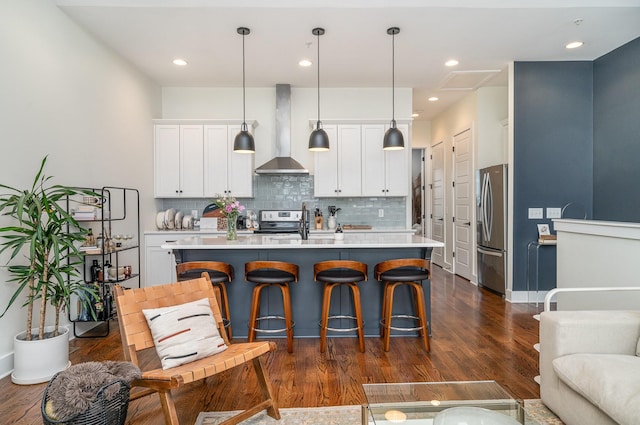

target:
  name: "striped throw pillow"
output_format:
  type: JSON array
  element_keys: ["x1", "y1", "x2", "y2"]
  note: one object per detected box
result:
[{"x1": 142, "y1": 298, "x2": 227, "y2": 369}]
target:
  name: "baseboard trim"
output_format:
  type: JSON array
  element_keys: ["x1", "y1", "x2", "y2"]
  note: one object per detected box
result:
[
  {"x1": 509, "y1": 290, "x2": 549, "y2": 304},
  {"x1": 0, "y1": 351, "x2": 14, "y2": 380}
]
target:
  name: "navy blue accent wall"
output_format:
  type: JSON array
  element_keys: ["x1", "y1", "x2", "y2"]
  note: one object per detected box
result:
[
  {"x1": 593, "y1": 37, "x2": 640, "y2": 222},
  {"x1": 513, "y1": 62, "x2": 594, "y2": 291}
]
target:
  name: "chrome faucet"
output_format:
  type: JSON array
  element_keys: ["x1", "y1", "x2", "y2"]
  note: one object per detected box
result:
[{"x1": 299, "y1": 203, "x2": 309, "y2": 240}]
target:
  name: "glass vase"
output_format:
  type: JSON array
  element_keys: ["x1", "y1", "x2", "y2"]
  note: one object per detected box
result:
[{"x1": 226, "y1": 215, "x2": 238, "y2": 240}]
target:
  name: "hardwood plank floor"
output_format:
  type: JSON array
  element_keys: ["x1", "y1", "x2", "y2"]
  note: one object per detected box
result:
[{"x1": 0, "y1": 265, "x2": 542, "y2": 425}]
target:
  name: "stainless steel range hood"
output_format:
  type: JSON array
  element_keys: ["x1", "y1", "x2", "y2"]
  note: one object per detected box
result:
[{"x1": 255, "y1": 84, "x2": 309, "y2": 174}]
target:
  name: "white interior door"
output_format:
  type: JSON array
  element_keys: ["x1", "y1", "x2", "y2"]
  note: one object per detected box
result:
[
  {"x1": 431, "y1": 142, "x2": 445, "y2": 267},
  {"x1": 453, "y1": 128, "x2": 473, "y2": 280}
]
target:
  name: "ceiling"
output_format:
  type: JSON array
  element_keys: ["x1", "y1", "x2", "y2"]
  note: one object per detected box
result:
[{"x1": 55, "y1": 0, "x2": 640, "y2": 120}]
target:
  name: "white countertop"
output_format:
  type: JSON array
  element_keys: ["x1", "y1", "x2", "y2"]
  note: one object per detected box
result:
[
  {"x1": 145, "y1": 227, "x2": 415, "y2": 236},
  {"x1": 162, "y1": 233, "x2": 443, "y2": 250}
]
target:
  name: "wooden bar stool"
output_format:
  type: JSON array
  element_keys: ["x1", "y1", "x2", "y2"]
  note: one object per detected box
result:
[
  {"x1": 374, "y1": 258, "x2": 431, "y2": 352},
  {"x1": 245, "y1": 261, "x2": 299, "y2": 353},
  {"x1": 176, "y1": 261, "x2": 234, "y2": 338},
  {"x1": 314, "y1": 260, "x2": 367, "y2": 353}
]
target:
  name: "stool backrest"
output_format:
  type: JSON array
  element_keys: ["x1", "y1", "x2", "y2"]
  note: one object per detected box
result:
[
  {"x1": 313, "y1": 260, "x2": 368, "y2": 281},
  {"x1": 176, "y1": 260, "x2": 233, "y2": 281},
  {"x1": 245, "y1": 261, "x2": 299, "y2": 281},
  {"x1": 374, "y1": 258, "x2": 431, "y2": 280}
]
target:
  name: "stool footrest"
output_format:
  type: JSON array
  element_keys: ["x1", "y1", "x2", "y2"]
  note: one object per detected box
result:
[
  {"x1": 320, "y1": 315, "x2": 364, "y2": 333},
  {"x1": 250, "y1": 315, "x2": 295, "y2": 334},
  {"x1": 380, "y1": 314, "x2": 425, "y2": 332}
]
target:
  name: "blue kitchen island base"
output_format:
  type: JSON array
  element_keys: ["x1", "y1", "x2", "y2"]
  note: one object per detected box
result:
[{"x1": 170, "y1": 237, "x2": 438, "y2": 340}]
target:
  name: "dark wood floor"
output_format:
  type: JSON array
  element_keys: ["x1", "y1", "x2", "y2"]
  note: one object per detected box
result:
[{"x1": 0, "y1": 265, "x2": 542, "y2": 425}]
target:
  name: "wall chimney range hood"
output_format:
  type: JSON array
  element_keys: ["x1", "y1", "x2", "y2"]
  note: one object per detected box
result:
[{"x1": 255, "y1": 84, "x2": 309, "y2": 174}]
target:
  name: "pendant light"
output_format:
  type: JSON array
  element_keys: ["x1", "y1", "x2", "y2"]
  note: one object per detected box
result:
[
  {"x1": 308, "y1": 27, "x2": 330, "y2": 151},
  {"x1": 234, "y1": 27, "x2": 255, "y2": 153},
  {"x1": 383, "y1": 27, "x2": 405, "y2": 151}
]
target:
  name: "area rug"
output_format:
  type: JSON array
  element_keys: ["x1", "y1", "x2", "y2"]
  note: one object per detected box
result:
[{"x1": 195, "y1": 400, "x2": 564, "y2": 425}]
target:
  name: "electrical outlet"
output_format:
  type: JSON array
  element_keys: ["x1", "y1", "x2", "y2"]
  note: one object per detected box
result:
[
  {"x1": 378, "y1": 209, "x2": 384, "y2": 218},
  {"x1": 191, "y1": 209, "x2": 199, "y2": 219},
  {"x1": 528, "y1": 208, "x2": 543, "y2": 219}
]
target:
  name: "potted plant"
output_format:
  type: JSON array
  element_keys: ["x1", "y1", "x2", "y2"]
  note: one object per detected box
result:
[{"x1": 0, "y1": 156, "x2": 96, "y2": 384}]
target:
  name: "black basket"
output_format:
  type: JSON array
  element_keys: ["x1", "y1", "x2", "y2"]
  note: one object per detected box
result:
[{"x1": 42, "y1": 372, "x2": 131, "y2": 425}]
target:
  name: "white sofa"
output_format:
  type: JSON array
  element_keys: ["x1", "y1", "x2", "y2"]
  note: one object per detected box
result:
[{"x1": 539, "y1": 310, "x2": 640, "y2": 425}]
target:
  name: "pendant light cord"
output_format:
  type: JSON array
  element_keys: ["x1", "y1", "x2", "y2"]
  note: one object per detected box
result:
[
  {"x1": 316, "y1": 31, "x2": 321, "y2": 128},
  {"x1": 242, "y1": 31, "x2": 247, "y2": 130},
  {"x1": 391, "y1": 29, "x2": 395, "y2": 124}
]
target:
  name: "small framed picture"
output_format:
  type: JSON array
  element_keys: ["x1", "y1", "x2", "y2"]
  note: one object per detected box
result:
[{"x1": 537, "y1": 223, "x2": 551, "y2": 236}]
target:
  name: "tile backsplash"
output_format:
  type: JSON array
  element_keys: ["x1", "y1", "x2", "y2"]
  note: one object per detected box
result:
[{"x1": 161, "y1": 175, "x2": 406, "y2": 228}]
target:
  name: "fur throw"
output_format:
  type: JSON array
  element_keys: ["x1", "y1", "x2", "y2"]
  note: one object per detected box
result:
[{"x1": 45, "y1": 361, "x2": 141, "y2": 421}]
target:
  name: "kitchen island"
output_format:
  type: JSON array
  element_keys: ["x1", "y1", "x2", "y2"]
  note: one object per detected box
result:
[{"x1": 163, "y1": 233, "x2": 443, "y2": 339}]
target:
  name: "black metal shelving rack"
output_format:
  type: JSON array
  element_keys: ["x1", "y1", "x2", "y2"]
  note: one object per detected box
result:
[{"x1": 67, "y1": 186, "x2": 140, "y2": 338}]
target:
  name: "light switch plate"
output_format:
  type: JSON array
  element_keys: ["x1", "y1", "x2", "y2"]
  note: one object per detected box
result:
[
  {"x1": 546, "y1": 207, "x2": 562, "y2": 219},
  {"x1": 528, "y1": 208, "x2": 544, "y2": 219}
]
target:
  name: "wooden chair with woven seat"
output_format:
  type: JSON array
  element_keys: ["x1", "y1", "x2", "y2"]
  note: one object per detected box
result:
[
  {"x1": 176, "y1": 260, "x2": 234, "y2": 338},
  {"x1": 374, "y1": 258, "x2": 431, "y2": 352},
  {"x1": 113, "y1": 276, "x2": 280, "y2": 425}
]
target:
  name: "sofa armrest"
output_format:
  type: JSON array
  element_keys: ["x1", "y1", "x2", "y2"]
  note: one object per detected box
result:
[{"x1": 540, "y1": 310, "x2": 640, "y2": 410}]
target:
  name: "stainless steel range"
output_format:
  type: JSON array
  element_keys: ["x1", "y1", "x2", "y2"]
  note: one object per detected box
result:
[{"x1": 255, "y1": 210, "x2": 303, "y2": 234}]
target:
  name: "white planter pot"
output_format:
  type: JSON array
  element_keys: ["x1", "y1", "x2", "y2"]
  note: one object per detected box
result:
[{"x1": 11, "y1": 326, "x2": 71, "y2": 385}]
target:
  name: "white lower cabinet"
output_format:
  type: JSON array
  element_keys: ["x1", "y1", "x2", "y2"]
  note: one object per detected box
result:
[{"x1": 144, "y1": 234, "x2": 195, "y2": 286}]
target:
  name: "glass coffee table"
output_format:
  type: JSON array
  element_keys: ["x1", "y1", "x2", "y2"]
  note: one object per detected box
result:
[{"x1": 362, "y1": 380, "x2": 524, "y2": 424}]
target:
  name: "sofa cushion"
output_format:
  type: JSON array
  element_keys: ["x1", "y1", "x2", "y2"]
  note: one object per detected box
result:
[
  {"x1": 142, "y1": 298, "x2": 227, "y2": 369},
  {"x1": 553, "y1": 353, "x2": 640, "y2": 425}
]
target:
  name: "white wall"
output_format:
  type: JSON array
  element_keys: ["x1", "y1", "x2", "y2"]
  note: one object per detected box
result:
[
  {"x1": 428, "y1": 87, "x2": 507, "y2": 279},
  {"x1": 0, "y1": 1, "x2": 161, "y2": 377},
  {"x1": 162, "y1": 86, "x2": 413, "y2": 174},
  {"x1": 477, "y1": 87, "x2": 508, "y2": 169}
]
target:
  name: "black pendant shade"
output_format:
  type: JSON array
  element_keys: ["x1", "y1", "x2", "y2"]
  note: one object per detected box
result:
[
  {"x1": 383, "y1": 121, "x2": 405, "y2": 150},
  {"x1": 309, "y1": 27, "x2": 330, "y2": 151},
  {"x1": 383, "y1": 26, "x2": 404, "y2": 151},
  {"x1": 234, "y1": 27, "x2": 255, "y2": 153},
  {"x1": 234, "y1": 122, "x2": 255, "y2": 153}
]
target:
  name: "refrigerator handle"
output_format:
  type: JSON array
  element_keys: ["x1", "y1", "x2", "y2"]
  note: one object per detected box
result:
[
  {"x1": 482, "y1": 173, "x2": 490, "y2": 241},
  {"x1": 486, "y1": 173, "x2": 494, "y2": 241},
  {"x1": 478, "y1": 247, "x2": 503, "y2": 257}
]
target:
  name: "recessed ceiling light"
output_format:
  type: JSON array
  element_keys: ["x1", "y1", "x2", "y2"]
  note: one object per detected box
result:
[
  {"x1": 412, "y1": 113, "x2": 420, "y2": 118},
  {"x1": 299, "y1": 59, "x2": 312, "y2": 67},
  {"x1": 172, "y1": 58, "x2": 188, "y2": 66},
  {"x1": 445, "y1": 59, "x2": 459, "y2": 67},
  {"x1": 566, "y1": 41, "x2": 584, "y2": 49},
  {"x1": 428, "y1": 97, "x2": 439, "y2": 102}
]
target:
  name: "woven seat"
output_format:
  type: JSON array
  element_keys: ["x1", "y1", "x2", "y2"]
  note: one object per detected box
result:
[
  {"x1": 176, "y1": 261, "x2": 234, "y2": 338},
  {"x1": 375, "y1": 258, "x2": 431, "y2": 352},
  {"x1": 314, "y1": 260, "x2": 367, "y2": 353},
  {"x1": 114, "y1": 277, "x2": 279, "y2": 425}
]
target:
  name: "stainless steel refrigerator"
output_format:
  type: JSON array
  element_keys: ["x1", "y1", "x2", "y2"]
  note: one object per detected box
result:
[{"x1": 476, "y1": 164, "x2": 507, "y2": 295}]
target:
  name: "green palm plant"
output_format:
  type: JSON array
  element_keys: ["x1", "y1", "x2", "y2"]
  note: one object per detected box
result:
[{"x1": 0, "y1": 156, "x2": 96, "y2": 341}]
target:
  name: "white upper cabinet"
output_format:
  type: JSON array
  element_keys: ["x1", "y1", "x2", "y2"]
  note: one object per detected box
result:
[
  {"x1": 204, "y1": 124, "x2": 254, "y2": 198},
  {"x1": 361, "y1": 123, "x2": 409, "y2": 196},
  {"x1": 154, "y1": 121, "x2": 255, "y2": 199},
  {"x1": 154, "y1": 124, "x2": 204, "y2": 197},
  {"x1": 314, "y1": 124, "x2": 362, "y2": 197}
]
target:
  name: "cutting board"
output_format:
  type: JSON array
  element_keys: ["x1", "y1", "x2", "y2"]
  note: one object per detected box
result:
[{"x1": 342, "y1": 224, "x2": 372, "y2": 230}]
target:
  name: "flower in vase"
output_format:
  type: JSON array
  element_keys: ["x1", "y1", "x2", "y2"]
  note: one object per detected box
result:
[{"x1": 214, "y1": 194, "x2": 245, "y2": 218}]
